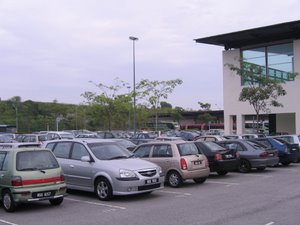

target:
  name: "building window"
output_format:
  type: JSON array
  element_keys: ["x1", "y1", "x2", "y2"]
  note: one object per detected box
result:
[{"x1": 241, "y1": 43, "x2": 294, "y2": 85}]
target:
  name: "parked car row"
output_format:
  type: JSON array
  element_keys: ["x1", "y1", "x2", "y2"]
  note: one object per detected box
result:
[{"x1": 1, "y1": 130, "x2": 300, "y2": 213}]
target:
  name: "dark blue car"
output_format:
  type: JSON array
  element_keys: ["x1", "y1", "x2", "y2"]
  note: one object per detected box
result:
[{"x1": 252, "y1": 137, "x2": 300, "y2": 165}]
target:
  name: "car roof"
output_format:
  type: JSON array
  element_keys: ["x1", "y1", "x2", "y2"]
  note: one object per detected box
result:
[{"x1": 46, "y1": 138, "x2": 118, "y2": 144}]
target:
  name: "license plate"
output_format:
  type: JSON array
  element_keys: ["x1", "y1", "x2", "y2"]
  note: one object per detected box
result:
[
  {"x1": 145, "y1": 178, "x2": 159, "y2": 184},
  {"x1": 225, "y1": 154, "x2": 233, "y2": 159},
  {"x1": 33, "y1": 191, "x2": 54, "y2": 198},
  {"x1": 194, "y1": 160, "x2": 202, "y2": 165}
]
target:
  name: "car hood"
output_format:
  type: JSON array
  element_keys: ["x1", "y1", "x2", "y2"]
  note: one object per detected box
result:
[{"x1": 97, "y1": 158, "x2": 159, "y2": 171}]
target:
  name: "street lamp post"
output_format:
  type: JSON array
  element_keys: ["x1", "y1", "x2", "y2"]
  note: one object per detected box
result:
[
  {"x1": 129, "y1": 36, "x2": 138, "y2": 135},
  {"x1": 12, "y1": 103, "x2": 18, "y2": 133}
]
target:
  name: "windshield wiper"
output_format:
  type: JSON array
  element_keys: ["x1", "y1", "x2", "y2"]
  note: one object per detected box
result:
[
  {"x1": 19, "y1": 168, "x2": 46, "y2": 173},
  {"x1": 109, "y1": 156, "x2": 129, "y2": 160}
]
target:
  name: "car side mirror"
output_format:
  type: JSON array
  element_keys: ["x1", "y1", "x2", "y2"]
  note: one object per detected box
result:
[{"x1": 81, "y1": 156, "x2": 91, "y2": 162}]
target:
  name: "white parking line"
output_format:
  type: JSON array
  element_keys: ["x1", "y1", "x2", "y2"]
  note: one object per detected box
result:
[
  {"x1": 242, "y1": 174, "x2": 273, "y2": 179},
  {"x1": 159, "y1": 190, "x2": 192, "y2": 197},
  {"x1": 0, "y1": 219, "x2": 18, "y2": 225},
  {"x1": 206, "y1": 181, "x2": 239, "y2": 187},
  {"x1": 265, "y1": 222, "x2": 275, "y2": 225},
  {"x1": 65, "y1": 197, "x2": 126, "y2": 210}
]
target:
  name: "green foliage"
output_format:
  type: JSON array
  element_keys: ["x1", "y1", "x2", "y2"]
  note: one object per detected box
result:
[
  {"x1": 136, "y1": 78, "x2": 183, "y2": 131},
  {"x1": 198, "y1": 102, "x2": 211, "y2": 111},
  {"x1": 196, "y1": 112, "x2": 216, "y2": 124}
]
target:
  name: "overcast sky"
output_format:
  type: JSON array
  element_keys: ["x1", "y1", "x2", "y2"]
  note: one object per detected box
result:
[{"x1": 1, "y1": 0, "x2": 299, "y2": 110}]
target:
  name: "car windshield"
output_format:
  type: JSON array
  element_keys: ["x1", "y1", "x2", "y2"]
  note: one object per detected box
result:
[
  {"x1": 88, "y1": 142, "x2": 133, "y2": 160},
  {"x1": 16, "y1": 151, "x2": 59, "y2": 171},
  {"x1": 177, "y1": 143, "x2": 199, "y2": 156}
]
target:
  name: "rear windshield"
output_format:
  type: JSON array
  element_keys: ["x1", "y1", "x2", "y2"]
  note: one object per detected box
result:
[
  {"x1": 16, "y1": 151, "x2": 59, "y2": 171},
  {"x1": 177, "y1": 143, "x2": 199, "y2": 156},
  {"x1": 202, "y1": 142, "x2": 226, "y2": 152}
]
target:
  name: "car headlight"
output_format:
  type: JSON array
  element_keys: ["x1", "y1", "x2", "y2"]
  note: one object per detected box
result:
[
  {"x1": 119, "y1": 169, "x2": 137, "y2": 178},
  {"x1": 157, "y1": 167, "x2": 163, "y2": 176}
]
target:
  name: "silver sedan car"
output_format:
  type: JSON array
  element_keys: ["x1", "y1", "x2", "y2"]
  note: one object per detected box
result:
[{"x1": 43, "y1": 139, "x2": 164, "y2": 200}]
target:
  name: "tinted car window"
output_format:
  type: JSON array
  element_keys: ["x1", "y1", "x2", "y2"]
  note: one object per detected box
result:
[
  {"x1": 202, "y1": 142, "x2": 226, "y2": 152},
  {"x1": 177, "y1": 143, "x2": 199, "y2": 156},
  {"x1": 16, "y1": 151, "x2": 59, "y2": 170},
  {"x1": 71, "y1": 143, "x2": 89, "y2": 160},
  {"x1": 88, "y1": 142, "x2": 132, "y2": 160},
  {"x1": 134, "y1": 145, "x2": 152, "y2": 158},
  {"x1": 152, "y1": 145, "x2": 172, "y2": 157},
  {"x1": 52, "y1": 142, "x2": 72, "y2": 159}
]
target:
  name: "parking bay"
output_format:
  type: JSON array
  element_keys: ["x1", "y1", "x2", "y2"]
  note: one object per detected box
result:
[{"x1": 0, "y1": 164, "x2": 299, "y2": 225}]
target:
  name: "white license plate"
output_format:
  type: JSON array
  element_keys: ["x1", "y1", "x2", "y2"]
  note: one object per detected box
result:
[
  {"x1": 225, "y1": 154, "x2": 233, "y2": 158},
  {"x1": 145, "y1": 178, "x2": 158, "y2": 184},
  {"x1": 36, "y1": 191, "x2": 52, "y2": 198},
  {"x1": 194, "y1": 160, "x2": 202, "y2": 165}
]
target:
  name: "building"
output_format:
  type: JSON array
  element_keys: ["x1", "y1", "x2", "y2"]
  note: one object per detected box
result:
[{"x1": 195, "y1": 20, "x2": 300, "y2": 135}]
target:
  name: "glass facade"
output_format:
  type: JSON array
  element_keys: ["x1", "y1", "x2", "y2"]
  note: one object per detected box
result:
[{"x1": 241, "y1": 43, "x2": 294, "y2": 85}]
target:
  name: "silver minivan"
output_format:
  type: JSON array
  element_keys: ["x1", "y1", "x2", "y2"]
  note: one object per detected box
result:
[{"x1": 43, "y1": 139, "x2": 164, "y2": 201}]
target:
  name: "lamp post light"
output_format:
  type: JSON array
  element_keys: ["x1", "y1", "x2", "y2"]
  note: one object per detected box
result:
[{"x1": 129, "y1": 36, "x2": 138, "y2": 135}]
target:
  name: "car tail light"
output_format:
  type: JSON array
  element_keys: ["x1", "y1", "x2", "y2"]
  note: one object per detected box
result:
[
  {"x1": 259, "y1": 152, "x2": 268, "y2": 158},
  {"x1": 180, "y1": 158, "x2": 187, "y2": 170},
  {"x1": 11, "y1": 176, "x2": 23, "y2": 186},
  {"x1": 60, "y1": 175, "x2": 65, "y2": 182},
  {"x1": 204, "y1": 156, "x2": 209, "y2": 167},
  {"x1": 214, "y1": 153, "x2": 222, "y2": 161}
]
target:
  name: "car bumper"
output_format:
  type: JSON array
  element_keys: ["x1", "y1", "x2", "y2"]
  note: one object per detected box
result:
[
  {"x1": 181, "y1": 167, "x2": 210, "y2": 180},
  {"x1": 11, "y1": 183, "x2": 67, "y2": 203},
  {"x1": 250, "y1": 157, "x2": 279, "y2": 168},
  {"x1": 210, "y1": 159, "x2": 240, "y2": 172},
  {"x1": 112, "y1": 176, "x2": 165, "y2": 195},
  {"x1": 280, "y1": 153, "x2": 300, "y2": 163}
]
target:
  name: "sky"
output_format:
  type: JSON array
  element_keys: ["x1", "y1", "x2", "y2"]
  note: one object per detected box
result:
[{"x1": 1, "y1": 0, "x2": 300, "y2": 110}]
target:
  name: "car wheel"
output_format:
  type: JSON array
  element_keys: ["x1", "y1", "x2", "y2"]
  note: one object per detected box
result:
[
  {"x1": 238, "y1": 159, "x2": 251, "y2": 173},
  {"x1": 256, "y1": 167, "x2": 266, "y2": 171},
  {"x1": 217, "y1": 170, "x2": 228, "y2": 176},
  {"x1": 281, "y1": 161, "x2": 291, "y2": 166},
  {"x1": 95, "y1": 178, "x2": 112, "y2": 201},
  {"x1": 167, "y1": 171, "x2": 182, "y2": 187},
  {"x1": 193, "y1": 177, "x2": 207, "y2": 184},
  {"x1": 2, "y1": 190, "x2": 16, "y2": 212},
  {"x1": 49, "y1": 197, "x2": 64, "y2": 206}
]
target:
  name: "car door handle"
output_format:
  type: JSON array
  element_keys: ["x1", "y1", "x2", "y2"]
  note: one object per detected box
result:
[{"x1": 69, "y1": 165, "x2": 74, "y2": 168}]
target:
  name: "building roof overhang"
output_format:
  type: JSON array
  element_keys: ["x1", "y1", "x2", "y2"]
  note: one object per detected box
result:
[{"x1": 194, "y1": 20, "x2": 300, "y2": 50}]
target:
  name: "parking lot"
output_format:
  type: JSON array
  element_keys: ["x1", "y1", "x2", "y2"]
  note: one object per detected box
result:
[{"x1": 0, "y1": 164, "x2": 299, "y2": 225}]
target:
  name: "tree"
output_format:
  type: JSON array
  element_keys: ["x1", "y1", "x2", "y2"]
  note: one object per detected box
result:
[
  {"x1": 81, "y1": 78, "x2": 131, "y2": 131},
  {"x1": 198, "y1": 102, "x2": 211, "y2": 111},
  {"x1": 136, "y1": 79, "x2": 183, "y2": 131},
  {"x1": 227, "y1": 61, "x2": 298, "y2": 133}
]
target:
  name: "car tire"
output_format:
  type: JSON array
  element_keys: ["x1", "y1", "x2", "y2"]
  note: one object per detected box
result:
[
  {"x1": 95, "y1": 177, "x2": 113, "y2": 201},
  {"x1": 193, "y1": 177, "x2": 207, "y2": 184},
  {"x1": 281, "y1": 161, "x2": 291, "y2": 166},
  {"x1": 49, "y1": 197, "x2": 64, "y2": 206},
  {"x1": 2, "y1": 190, "x2": 16, "y2": 212},
  {"x1": 256, "y1": 167, "x2": 266, "y2": 171},
  {"x1": 217, "y1": 170, "x2": 228, "y2": 176},
  {"x1": 238, "y1": 159, "x2": 251, "y2": 173},
  {"x1": 167, "y1": 171, "x2": 183, "y2": 187}
]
